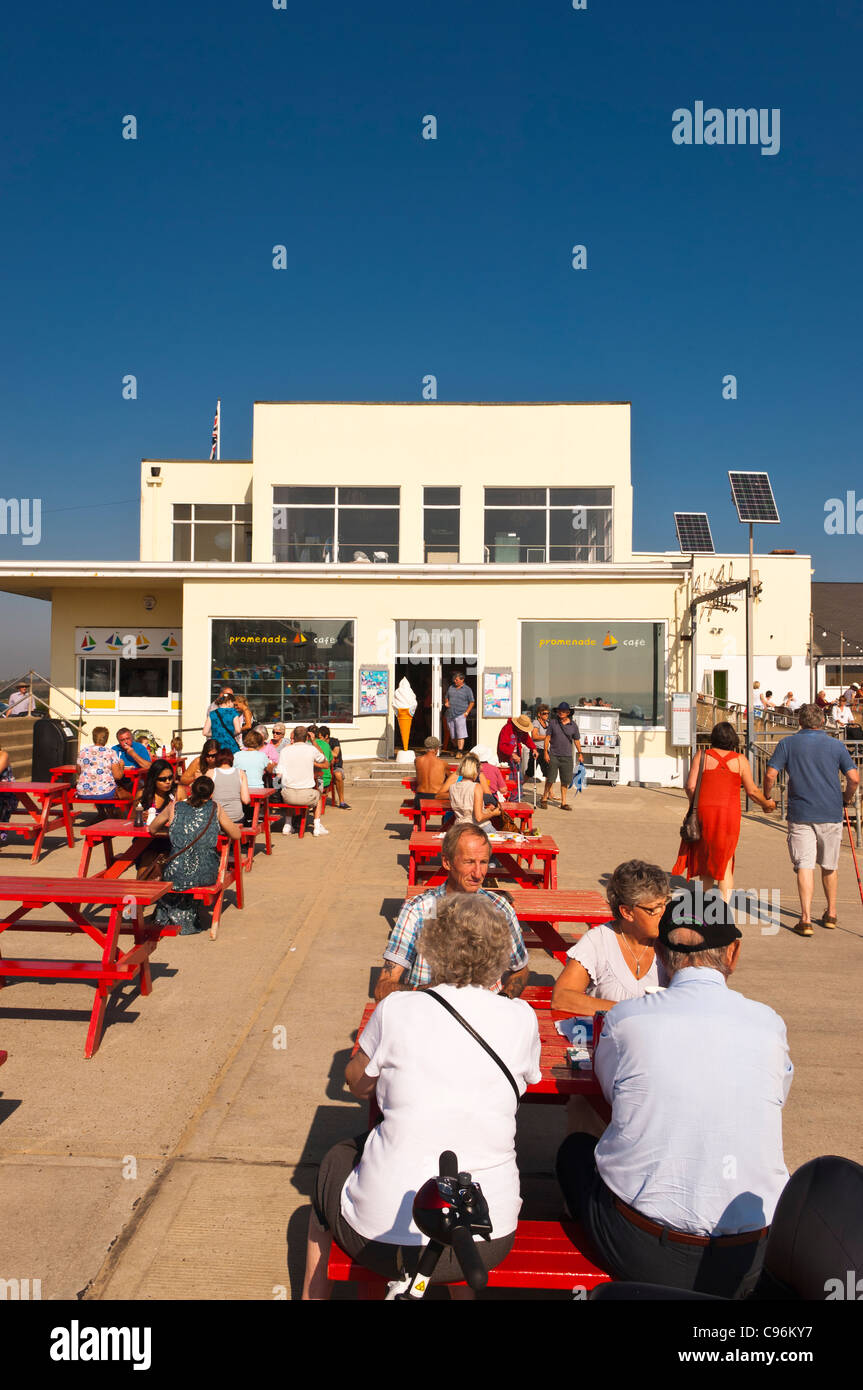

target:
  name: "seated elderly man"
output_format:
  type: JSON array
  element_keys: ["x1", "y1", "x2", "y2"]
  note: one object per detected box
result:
[
  {"x1": 375, "y1": 822, "x2": 529, "y2": 1001},
  {"x1": 556, "y1": 887, "x2": 792, "y2": 1298}
]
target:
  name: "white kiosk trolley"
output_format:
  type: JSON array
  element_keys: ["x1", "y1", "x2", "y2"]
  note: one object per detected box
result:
[{"x1": 575, "y1": 706, "x2": 621, "y2": 786}]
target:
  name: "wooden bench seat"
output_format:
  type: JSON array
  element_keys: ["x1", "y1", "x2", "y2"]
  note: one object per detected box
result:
[{"x1": 327, "y1": 1219, "x2": 610, "y2": 1295}]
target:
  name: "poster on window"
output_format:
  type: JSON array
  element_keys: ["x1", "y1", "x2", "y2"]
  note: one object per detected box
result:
[
  {"x1": 359, "y1": 666, "x2": 389, "y2": 715},
  {"x1": 483, "y1": 668, "x2": 513, "y2": 718}
]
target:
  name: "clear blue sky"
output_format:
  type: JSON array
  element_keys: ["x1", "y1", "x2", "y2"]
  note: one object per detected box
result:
[{"x1": 1, "y1": 0, "x2": 861, "y2": 674}]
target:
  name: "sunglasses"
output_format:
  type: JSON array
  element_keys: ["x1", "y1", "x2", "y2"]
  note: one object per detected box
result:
[{"x1": 156, "y1": 774, "x2": 175, "y2": 782}]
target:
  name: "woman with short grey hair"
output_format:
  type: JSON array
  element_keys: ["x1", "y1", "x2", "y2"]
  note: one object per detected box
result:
[
  {"x1": 302, "y1": 892, "x2": 541, "y2": 1299},
  {"x1": 552, "y1": 859, "x2": 672, "y2": 1017}
]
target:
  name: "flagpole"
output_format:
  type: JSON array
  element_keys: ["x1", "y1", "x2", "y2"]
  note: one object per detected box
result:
[{"x1": 216, "y1": 398, "x2": 221, "y2": 461}]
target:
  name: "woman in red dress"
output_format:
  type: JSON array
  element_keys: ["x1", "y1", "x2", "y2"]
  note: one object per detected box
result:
[{"x1": 672, "y1": 722, "x2": 776, "y2": 900}]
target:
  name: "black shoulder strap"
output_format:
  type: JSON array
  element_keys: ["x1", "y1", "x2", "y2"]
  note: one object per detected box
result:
[{"x1": 425, "y1": 989, "x2": 521, "y2": 1104}]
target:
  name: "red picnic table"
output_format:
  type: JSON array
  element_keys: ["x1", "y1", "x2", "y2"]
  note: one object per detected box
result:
[
  {"x1": 403, "y1": 766, "x2": 519, "y2": 798},
  {"x1": 77, "y1": 818, "x2": 244, "y2": 938},
  {"x1": 407, "y1": 830, "x2": 559, "y2": 889},
  {"x1": 0, "y1": 782, "x2": 75, "y2": 863},
  {"x1": 505, "y1": 889, "x2": 608, "y2": 962},
  {"x1": 399, "y1": 798, "x2": 535, "y2": 833},
  {"x1": 50, "y1": 763, "x2": 147, "y2": 788},
  {"x1": 354, "y1": 995, "x2": 609, "y2": 1120},
  {"x1": 402, "y1": 884, "x2": 606, "y2": 960},
  {"x1": 0, "y1": 875, "x2": 176, "y2": 1057}
]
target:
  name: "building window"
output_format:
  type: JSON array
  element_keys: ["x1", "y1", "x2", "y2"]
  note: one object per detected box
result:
[
  {"x1": 78, "y1": 657, "x2": 181, "y2": 712},
  {"x1": 483, "y1": 488, "x2": 612, "y2": 563},
  {"x1": 520, "y1": 620, "x2": 665, "y2": 727},
  {"x1": 423, "y1": 487, "x2": 460, "y2": 562},
  {"x1": 272, "y1": 487, "x2": 399, "y2": 563},
  {"x1": 211, "y1": 618, "x2": 355, "y2": 724},
  {"x1": 173, "y1": 504, "x2": 252, "y2": 562},
  {"x1": 825, "y1": 664, "x2": 863, "y2": 687}
]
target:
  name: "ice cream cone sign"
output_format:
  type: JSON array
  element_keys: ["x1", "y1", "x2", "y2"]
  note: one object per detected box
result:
[{"x1": 393, "y1": 677, "x2": 418, "y2": 751}]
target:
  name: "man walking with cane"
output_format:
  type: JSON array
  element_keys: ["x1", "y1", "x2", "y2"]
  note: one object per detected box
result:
[{"x1": 764, "y1": 704, "x2": 859, "y2": 936}]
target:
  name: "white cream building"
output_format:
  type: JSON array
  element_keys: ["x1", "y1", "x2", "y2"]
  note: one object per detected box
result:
[{"x1": 0, "y1": 402, "x2": 813, "y2": 782}]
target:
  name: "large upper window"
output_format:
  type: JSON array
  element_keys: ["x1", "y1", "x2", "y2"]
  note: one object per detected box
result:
[
  {"x1": 272, "y1": 487, "x2": 399, "y2": 563},
  {"x1": 423, "y1": 487, "x2": 460, "y2": 562},
  {"x1": 484, "y1": 487, "x2": 612, "y2": 564},
  {"x1": 521, "y1": 621, "x2": 665, "y2": 727},
  {"x1": 211, "y1": 618, "x2": 355, "y2": 724},
  {"x1": 173, "y1": 504, "x2": 252, "y2": 562}
]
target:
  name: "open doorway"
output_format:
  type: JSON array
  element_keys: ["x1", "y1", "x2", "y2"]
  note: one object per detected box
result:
[
  {"x1": 440, "y1": 659, "x2": 478, "y2": 751},
  {"x1": 391, "y1": 657, "x2": 478, "y2": 751},
  {"x1": 393, "y1": 660, "x2": 434, "y2": 748}
]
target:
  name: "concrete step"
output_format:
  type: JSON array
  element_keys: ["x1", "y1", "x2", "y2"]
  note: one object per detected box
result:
[{"x1": 354, "y1": 762, "x2": 414, "y2": 783}]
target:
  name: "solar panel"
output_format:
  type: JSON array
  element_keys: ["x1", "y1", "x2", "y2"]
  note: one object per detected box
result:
[
  {"x1": 728, "y1": 471, "x2": 780, "y2": 524},
  {"x1": 674, "y1": 512, "x2": 715, "y2": 553}
]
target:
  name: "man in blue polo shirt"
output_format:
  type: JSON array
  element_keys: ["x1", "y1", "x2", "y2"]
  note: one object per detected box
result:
[{"x1": 764, "y1": 703, "x2": 859, "y2": 937}]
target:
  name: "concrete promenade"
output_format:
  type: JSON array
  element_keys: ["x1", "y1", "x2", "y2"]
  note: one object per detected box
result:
[{"x1": 0, "y1": 778, "x2": 861, "y2": 1300}]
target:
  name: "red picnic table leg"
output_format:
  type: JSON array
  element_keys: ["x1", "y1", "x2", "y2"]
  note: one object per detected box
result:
[
  {"x1": 545, "y1": 855, "x2": 557, "y2": 890},
  {"x1": 262, "y1": 798, "x2": 272, "y2": 856},
  {"x1": 232, "y1": 840, "x2": 244, "y2": 908},
  {"x1": 408, "y1": 850, "x2": 417, "y2": 886},
  {"x1": 77, "y1": 836, "x2": 93, "y2": 877},
  {"x1": 84, "y1": 906, "x2": 122, "y2": 1059},
  {"x1": 243, "y1": 819, "x2": 256, "y2": 873},
  {"x1": 29, "y1": 793, "x2": 52, "y2": 865},
  {"x1": 60, "y1": 789, "x2": 75, "y2": 848}
]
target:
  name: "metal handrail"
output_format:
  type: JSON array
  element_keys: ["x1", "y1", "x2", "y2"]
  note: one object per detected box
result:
[{"x1": 1, "y1": 668, "x2": 88, "y2": 730}]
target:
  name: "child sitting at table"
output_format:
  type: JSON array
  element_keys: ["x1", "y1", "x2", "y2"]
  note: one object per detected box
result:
[{"x1": 233, "y1": 729, "x2": 272, "y2": 790}]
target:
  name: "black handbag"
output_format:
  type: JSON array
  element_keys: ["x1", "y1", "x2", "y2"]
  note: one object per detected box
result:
[{"x1": 680, "y1": 750, "x2": 707, "y2": 844}]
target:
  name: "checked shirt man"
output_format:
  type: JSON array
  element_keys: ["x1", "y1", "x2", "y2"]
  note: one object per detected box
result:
[{"x1": 375, "y1": 822, "x2": 528, "y2": 1000}]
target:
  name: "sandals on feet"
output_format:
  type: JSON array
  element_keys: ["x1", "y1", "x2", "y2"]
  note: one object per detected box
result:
[
  {"x1": 821, "y1": 914, "x2": 837, "y2": 929},
  {"x1": 795, "y1": 921, "x2": 814, "y2": 937}
]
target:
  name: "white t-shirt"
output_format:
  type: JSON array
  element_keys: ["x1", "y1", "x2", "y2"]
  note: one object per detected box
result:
[
  {"x1": 834, "y1": 706, "x2": 853, "y2": 726},
  {"x1": 566, "y1": 921, "x2": 667, "y2": 1002},
  {"x1": 341, "y1": 984, "x2": 542, "y2": 1245},
  {"x1": 276, "y1": 741, "x2": 324, "y2": 790}
]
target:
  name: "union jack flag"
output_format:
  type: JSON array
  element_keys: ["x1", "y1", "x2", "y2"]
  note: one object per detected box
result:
[{"x1": 209, "y1": 404, "x2": 219, "y2": 460}]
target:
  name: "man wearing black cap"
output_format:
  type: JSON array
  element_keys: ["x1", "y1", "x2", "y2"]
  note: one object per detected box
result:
[{"x1": 556, "y1": 887, "x2": 793, "y2": 1297}]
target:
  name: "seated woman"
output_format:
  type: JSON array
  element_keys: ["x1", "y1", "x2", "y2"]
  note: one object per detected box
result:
[
  {"x1": 234, "y1": 729, "x2": 271, "y2": 790},
  {"x1": 551, "y1": 860, "x2": 671, "y2": 1017},
  {"x1": 149, "y1": 776, "x2": 241, "y2": 937},
  {"x1": 303, "y1": 893, "x2": 542, "y2": 1299},
  {"x1": 211, "y1": 749, "x2": 250, "y2": 825},
  {"x1": 439, "y1": 753, "x2": 499, "y2": 834},
  {"x1": 0, "y1": 739, "x2": 16, "y2": 846},
  {"x1": 177, "y1": 739, "x2": 219, "y2": 801},
  {"x1": 76, "y1": 726, "x2": 130, "y2": 813}
]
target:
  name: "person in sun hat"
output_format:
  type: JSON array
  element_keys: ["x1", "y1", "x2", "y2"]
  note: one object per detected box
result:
[
  {"x1": 496, "y1": 713, "x2": 538, "y2": 787},
  {"x1": 556, "y1": 884, "x2": 793, "y2": 1299},
  {"x1": 3, "y1": 681, "x2": 35, "y2": 717}
]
